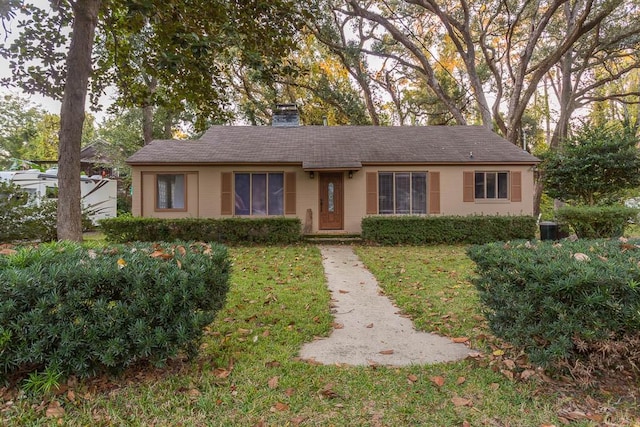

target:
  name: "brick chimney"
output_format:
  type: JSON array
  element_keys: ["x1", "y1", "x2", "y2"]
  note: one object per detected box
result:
[{"x1": 272, "y1": 103, "x2": 300, "y2": 127}]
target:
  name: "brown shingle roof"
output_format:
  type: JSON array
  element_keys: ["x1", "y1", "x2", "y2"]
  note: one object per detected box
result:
[{"x1": 126, "y1": 125, "x2": 539, "y2": 168}]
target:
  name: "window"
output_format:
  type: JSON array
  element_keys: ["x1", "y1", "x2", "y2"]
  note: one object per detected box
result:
[
  {"x1": 157, "y1": 174, "x2": 185, "y2": 209},
  {"x1": 475, "y1": 172, "x2": 508, "y2": 199},
  {"x1": 235, "y1": 173, "x2": 284, "y2": 215},
  {"x1": 378, "y1": 172, "x2": 427, "y2": 214}
]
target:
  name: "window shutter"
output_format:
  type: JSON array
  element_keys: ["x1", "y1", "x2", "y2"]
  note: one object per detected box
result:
[
  {"x1": 428, "y1": 171, "x2": 440, "y2": 214},
  {"x1": 511, "y1": 171, "x2": 522, "y2": 202},
  {"x1": 366, "y1": 172, "x2": 378, "y2": 214},
  {"x1": 463, "y1": 171, "x2": 474, "y2": 202},
  {"x1": 285, "y1": 172, "x2": 296, "y2": 214},
  {"x1": 221, "y1": 172, "x2": 232, "y2": 215}
]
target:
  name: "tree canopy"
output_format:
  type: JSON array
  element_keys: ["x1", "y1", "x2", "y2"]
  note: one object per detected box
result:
[{"x1": 540, "y1": 124, "x2": 640, "y2": 205}]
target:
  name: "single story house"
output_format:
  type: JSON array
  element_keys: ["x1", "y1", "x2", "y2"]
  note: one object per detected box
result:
[{"x1": 126, "y1": 121, "x2": 539, "y2": 234}]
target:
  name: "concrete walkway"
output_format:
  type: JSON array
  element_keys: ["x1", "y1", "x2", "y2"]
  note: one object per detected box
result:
[{"x1": 299, "y1": 246, "x2": 472, "y2": 366}]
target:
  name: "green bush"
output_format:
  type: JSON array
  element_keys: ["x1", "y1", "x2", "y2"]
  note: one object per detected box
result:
[
  {"x1": 0, "y1": 240, "x2": 230, "y2": 378},
  {"x1": 467, "y1": 239, "x2": 640, "y2": 369},
  {"x1": 556, "y1": 205, "x2": 638, "y2": 238},
  {"x1": 99, "y1": 217, "x2": 301, "y2": 244},
  {"x1": 0, "y1": 181, "x2": 57, "y2": 242},
  {"x1": 361, "y1": 215, "x2": 536, "y2": 245}
]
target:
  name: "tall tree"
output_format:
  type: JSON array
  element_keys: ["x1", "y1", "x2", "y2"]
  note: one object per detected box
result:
[
  {"x1": 57, "y1": 0, "x2": 101, "y2": 241},
  {"x1": 336, "y1": 0, "x2": 640, "y2": 145},
  {"x1": 2, "y1": 0, "x2": 310, "y2": 240}
]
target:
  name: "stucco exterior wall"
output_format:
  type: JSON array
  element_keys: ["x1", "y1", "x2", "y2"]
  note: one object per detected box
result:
[{"x1": 131, "y1": 164, "x2": 535, "y2": 234}]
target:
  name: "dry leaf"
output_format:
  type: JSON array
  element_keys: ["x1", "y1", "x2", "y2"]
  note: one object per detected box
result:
[
  {"x1": 291, "y1": 416, "x2": 307, "y2": 426},
  {"x1": 117, "y1": 258, "x2": 127, "y2": 269},
  {"x1": 265, "y1": 360, "x2": 281, "y2": 368},
  {"x1": 272, "y1": 402, "x2": 289, "y2": 412},
  {"x1": 520, "y1": 369, "x2": 536, "y2": 381},
  {"x1": 456, "y1": 377, "x2": 466, "y2": 385},
  {"x1": 379, "y1": 349, "x2": 394, "y2": 355},
  {"x1": 462, "y1": 421, "x2": 471, "y2": 427},
  {"x1": 285, "y1": 388, "x2": 295, "y2": 397},
  {"x1": 573, "y1": 252, "x2": 590, "y2": 262},
  {"x1": 319, "y1": 383, "x2": 340, "y2": 399},
  {"x1": 489, "y1": 383, "x2": 500, "y2": 390},
  {"x1": 188, "y1": 388, "x2": 201, "y2": 398},
  {"x1": 176, "y1": 245, "x2": 187, "y2": 256},
  {"x1": 407, "y1": 374, "x2": 418, "y2": 383},
  {"x1": 0, "y1": 248, "x2": 17, "y2": 256},
  {"x1": 365, "y1": 323, "x2": 374, "y2": 328},
  {"x1": 430, "y1": 376, "x2": 445, "y2": 387},
  {"x1": 451, "y1": 397, "x2": 472, "y2": 407},
  {"x1": 268, "y1": 376, "x2": 279, "y2": 389},
  {"x1": 176, "y1": 259, "x2": 182, "y2": 269},
  {"x1": 46, "y1": 401, "x2": 65, "y2": 418},
  {"x1": 332, "y1": 322, "x2": 344, "y2": 329},
  {"x1": 213, "y1": 368, "x2": 231, "y2": 378},
  {"x1": 492, "y1": 349, "x2": 504, "y2": 357},
  {"x1": 452, "y1": 337, "x2": 469, "y2": 343},
  {"x1": 338, "y1": 289, "x2": 349, "y2": 294},
  {"x1": 503, "y1": 359, "x2": 516, "y2": 369},
  {"x1": 66, "y1": 390, "x2": 75, "y2": 402},
  {"x1": 501, "y1": 369, "x2": 514, "y2": 380}
]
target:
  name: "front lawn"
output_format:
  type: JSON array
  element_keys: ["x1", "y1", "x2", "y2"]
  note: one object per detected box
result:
[{"x1": 1, "y1": 245, "x2": 637, "y2": 425}]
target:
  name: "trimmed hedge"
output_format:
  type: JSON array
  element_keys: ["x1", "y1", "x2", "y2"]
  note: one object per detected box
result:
[
  {"x1": 556, "y1": 205, "x2": 638, "y2": 238},
  {"x1": 467, "y1": 239, "x2": 640, "y2": 369},
  {"x1": 100, "y1": 217, "x2": 302, "y2": 244},
  {"x1": 0, "y1": 241, "x2": 230, "y2": 378},
  {"x1": 361, "y1": 215, "x2": 536, "y2": 245}
]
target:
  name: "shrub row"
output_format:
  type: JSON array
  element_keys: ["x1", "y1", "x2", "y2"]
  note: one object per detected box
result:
[
  {"x1": 361, "y1": 215, "x2": 537, "y2": 245},
  {"x1": 100, "y1": 217, "x2": 302, "y2": 244},
  {"x1": 556, "y1": 205, "x2": 638, "y2": 238},
  {"x1": 467, "y1": 239, "x2": 640, "y2": 370},
  {"x1": 0, "y1": 241, "x2": 230, "y2": 378}
]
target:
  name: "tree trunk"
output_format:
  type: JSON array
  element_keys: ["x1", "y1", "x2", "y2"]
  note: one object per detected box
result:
[
  {"x1": 142, "y1": 104, "x2": 154, "y2": 144},
  {"x1": 57, "y1": 0, "x2": 101, "y2": 242},
  {"x1": 142, "y1": 76, "x2": 158, "y2": 144},
  {"x1": 163, "y1": 111, "x2": 173, "y2": 139}
]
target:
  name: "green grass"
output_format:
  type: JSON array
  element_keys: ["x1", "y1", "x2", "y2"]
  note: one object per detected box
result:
[{"x1": 1, "y1": 245, "x2": 635, "y2": 426}]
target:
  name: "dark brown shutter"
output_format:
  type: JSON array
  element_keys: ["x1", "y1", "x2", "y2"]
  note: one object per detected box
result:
[
  {"x1": 428, "y1": 171, "x2": 440, "y2": 214},
  {"x1": 221, "y1": 172, "x2": 232, "y2": 215},
  {"x1": 284, "y1": 172, "x2": 296, "y2": 214},
  {"x1": 463, "y1": 171, "x2": 475, "y2": 202},
  {"x1": 511, "y1": 171, "x2": 522, "y2": 202},
  {"x1": 366, "y1": 172, "x2": 378, "y2": 214}
]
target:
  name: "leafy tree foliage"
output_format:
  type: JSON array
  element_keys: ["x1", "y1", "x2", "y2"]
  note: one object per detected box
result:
[
  {"x1": 540, "y1": 124, "x2": 640, "y2": 205},
  {"x1": 0, "y1": 93, "x2": 45, "y2": 168},
  {"x1": 0, "y1": 181, "x2": 57, "y2": 242},
  {"x1": 1, "y1": 0, "x2": 311, "y2": 241}
]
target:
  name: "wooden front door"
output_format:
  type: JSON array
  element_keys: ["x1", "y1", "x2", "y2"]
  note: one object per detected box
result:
[{"x1": 319, "y1": 173, "x2": 344, "y2": 230}]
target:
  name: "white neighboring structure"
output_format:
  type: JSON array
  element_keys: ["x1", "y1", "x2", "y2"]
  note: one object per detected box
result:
[{"x1": 0, "y1": 169, "x2": 117, "y2": 224}]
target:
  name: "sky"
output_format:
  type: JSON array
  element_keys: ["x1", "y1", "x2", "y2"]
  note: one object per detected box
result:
[{"x1": 1, "y1": 1, "x2": 63, "y2": 115}]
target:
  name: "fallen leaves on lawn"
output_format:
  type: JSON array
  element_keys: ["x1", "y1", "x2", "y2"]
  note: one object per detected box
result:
[
  {"x1": 319, "y1": 383, "x2": 341, "y2": 399},
  {"x1": 430, "y1": 376, "x2": 445, "y2": 387},
  {"x1": 451, "y1": 397, "x2": 472, "y2": 407},
  {"x1": 45, "y1": 400, "x2": 65, "y2": 418},
  {"x1": 271, "y1": 402, "x2": 289, "y2": 412},
  {"x1": 267, "y1": 376, "x2": 279, "y2": 389}
]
